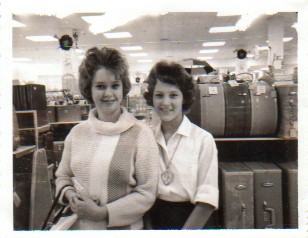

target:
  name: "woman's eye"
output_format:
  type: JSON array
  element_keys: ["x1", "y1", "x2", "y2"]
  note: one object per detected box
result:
[
  {"x1": 112, "y1": 84, "x2": 120, "y2": 89},
  {"x1": 170, "y1": 94, "x2": 178, "y2": 98},
  {"x1": 154, "y1": 93, "x2": 163, "y2": 98},
  {"x1": 96, "y1": 85, "x2": 105, "y2": 89}
]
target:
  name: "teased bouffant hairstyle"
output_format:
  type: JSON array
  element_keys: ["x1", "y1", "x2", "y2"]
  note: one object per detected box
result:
[
  {"x1": 79, "y1": 47, "x2": 131, "y2": 103},
  {"x1": 144, "y1": 60, "x2": 195, "y2": 112}
]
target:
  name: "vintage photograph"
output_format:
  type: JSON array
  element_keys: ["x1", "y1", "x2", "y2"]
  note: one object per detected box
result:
[{"x1": 1, "y1": 1, "x2": 308, "y2": 237}]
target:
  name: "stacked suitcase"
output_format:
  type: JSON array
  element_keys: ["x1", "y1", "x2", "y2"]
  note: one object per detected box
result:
[
  {"x1": 275, "y1": 85, "x2": 298, "y2": 139},
  {"x1": 219, "y1": 162, "x2": 298, "y2": 229},
  {"x1": 187, "y1": 80, "x2": 296, "y2": 139}
]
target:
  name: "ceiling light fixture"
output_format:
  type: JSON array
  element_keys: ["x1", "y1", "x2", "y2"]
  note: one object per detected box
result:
[
  {"x1": 121, "y1": 46, "x2": 143, "y2": 51},
  {"x1": 202, "y1": 41, "x2": 225, "y2": 47},
  {"x1": 129, "y1": 53, "x2": 148, "y2": 57},
  {"x1": 247, "y1": 53, "x2": 254, "y2": 58},
  {"x1": 12, "y1": 20, "x2": 26, "y2": 27},
  {"x1": 258, "y1": 46, "x2": 269, "y2": 51},
  {"x1": 25, "y1": 35, "x2": 58, "y2": 42},
  {"x1": 197, "y1": 56, "x2": 213, "y2": 60},
  {"x1": 199, "y1": 49, "x2": 219, "y2": 54},
  {"x1": 266, "y1": 37, "x2": 294, "y2": 44},
  {"x1": 235, "y1": 13, "x2": 261, "y2": 31},
  {"x1": 103, "y1": 32, "x2": 132, "y2": 39},
  {"x1": 209, "y1": 26, "x2": 237, "y2": 33}
]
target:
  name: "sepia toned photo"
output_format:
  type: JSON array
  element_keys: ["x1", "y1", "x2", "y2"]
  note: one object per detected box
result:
[{"x1": 1, "y1": 1, "x2": 308, "y2": 238}]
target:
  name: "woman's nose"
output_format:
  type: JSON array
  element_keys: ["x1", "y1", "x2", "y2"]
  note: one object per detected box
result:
[
  {"x1": 104, "y1": 87, "x2": 112, "y2": 96},
  {"x1": 162, "y1": 96, "x2": 170, "y2": 106}
]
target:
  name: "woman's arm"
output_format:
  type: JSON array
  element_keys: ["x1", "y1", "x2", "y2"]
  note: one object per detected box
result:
[
  {"x1": 182, "y1": 202, "x2": 215, "y2": 229},
  {"x1": 55, "y1": 132, "x2": 75, "y2": 204},
  {"x1": 105, "y1": 125, "x2": 159, "y2": 228}
]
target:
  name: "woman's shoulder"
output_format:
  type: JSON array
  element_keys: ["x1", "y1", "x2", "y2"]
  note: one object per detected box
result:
[
  {"x1": 67, "y1": 120, "x2": 91, "y2": 134},
  {"x1": 132, "y1": 120, "x2": 154, "y2": 134},
  {"x1": 189, "y1": 121, "x2": 215, "y2": 141}
]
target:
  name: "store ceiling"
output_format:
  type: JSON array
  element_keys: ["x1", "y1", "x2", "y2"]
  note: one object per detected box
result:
[{"x1": 13, "y1": 12, "x2": 298, "y2": 77}]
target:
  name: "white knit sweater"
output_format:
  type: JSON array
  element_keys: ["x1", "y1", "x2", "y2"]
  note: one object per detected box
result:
[{"x1": 55, "y1": 107, "x2": 159, "y2": 230}]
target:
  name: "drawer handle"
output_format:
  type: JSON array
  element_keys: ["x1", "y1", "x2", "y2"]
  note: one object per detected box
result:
[
  {"x1": 235, "y1": 184, "x2": 246, "y2": 190},
  {"x1": 263, "y1": 201, "x2": 276, "y2": 228},
  {"x1": 238, "y1": 93, "x2": 247, "y2": 96},
  {"x1": 262, "y1": 182, "x2": 274, "y2": 187}
]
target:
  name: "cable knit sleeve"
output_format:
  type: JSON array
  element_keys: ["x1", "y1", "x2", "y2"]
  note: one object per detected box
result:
[
  {"x1": 106, "y1": 124, "x2": 159, "y2": 228},
  {"x1": 55, "y1": 129, "x2": 75, "y2": 204}
]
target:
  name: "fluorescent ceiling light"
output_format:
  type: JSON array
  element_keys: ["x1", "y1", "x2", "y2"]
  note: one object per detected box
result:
[
  {"x1": 129, "y1": 53, "x2": 148, "y2": 57},
  {"x1": 138, "y1": 59, "x2": 153, "y2": 63},
  {"x1": 13, "y1": 20, "x2": 26, "y2": 27},
  {"x1": 103, "y1": 32, "x2": 132, "y2": 39},
  {"x1": 199, "y1": 49, "x2": 219, "y2": 54},
  {"x1": 209, "y1": 26, "x2": 237, "y2": 33},
  {"x1": 75, "y1": 48, "x2": 84, "y2": 53},
  {"x1": 121, "y1": 46, "x2": 143, "y2": 51},
  {"x1": 258, "y1": 46, "x2": 269, "y2": 51},
  {"x1": 266, "y1": 37, "x2": 294, "y2": 44},
  {"x1": 283, "y1": 37, "x2": 293, "y2": 42},
  {"x1": 236, "y1": 13, "x2": 261, "y2": 31},
  {"x1": 197, "y1": 56, "x2": 213, "y2": 60},
  {"x1": 13, "y1": 58, "x2": 32, "y2": 62},
  {"x1": 25, "y1": 35, "x2": 58, "y2": 42},
  {"x1": 202, "y1": 41, "x2": 225, "y2": 47},
  {"x1": 247, "y1": 53, "x2": 254, "y2": 58},
  {"x1": 81, "y1": 15, "x2": 104, "y2": 24},
  {"x1": 260, "y1": 67, "x2": 269, "y2": 70}
]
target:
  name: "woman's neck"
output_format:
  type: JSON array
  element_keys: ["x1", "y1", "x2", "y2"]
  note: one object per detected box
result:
[
  {"x1": 97, "y1": 108, "x2": 121, "y2": 123},
  {"x1": 161, "y1": 115, "x2": 183, "y2": 143}
]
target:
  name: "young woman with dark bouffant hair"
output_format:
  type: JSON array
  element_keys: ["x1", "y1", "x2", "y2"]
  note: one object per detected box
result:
[
  {"x1": 144, "y1": 60, "x2": 219, "y2": 229},
  {"x1": 55, "y1": 47, "x2": 159, "y2": 230}
]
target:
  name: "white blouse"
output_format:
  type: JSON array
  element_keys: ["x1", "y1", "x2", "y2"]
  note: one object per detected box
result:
[{"x1": 152, "y1": 115, "x2": 219, "y2": 209}]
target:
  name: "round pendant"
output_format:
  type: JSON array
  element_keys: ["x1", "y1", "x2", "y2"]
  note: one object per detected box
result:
[{"x1": 161, "y1": 170, "x2": 174, "y2": 185}]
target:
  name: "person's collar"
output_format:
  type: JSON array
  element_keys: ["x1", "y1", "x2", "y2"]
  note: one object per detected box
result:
[
  {"x1": 176, "y1": 115, "x2": 191, "y2": 138},
  {"x1": 153, "y1": 115, "x2": 191, "y2": 142},
  {"x1": 88, "y1": 106, "x2": 136, "y2": 135}
]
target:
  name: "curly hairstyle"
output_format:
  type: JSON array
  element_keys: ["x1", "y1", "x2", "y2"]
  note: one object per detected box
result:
[
  {"x1": 143, "y1": 60, "x2": 195, "y2": 112},
  {"x1": 79, "y1": 47, "x2": 131, "y2": 103}
]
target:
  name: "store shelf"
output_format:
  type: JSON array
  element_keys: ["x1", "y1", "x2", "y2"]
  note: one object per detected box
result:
[
  {"x1": 13, "y1": 145, "x2": 36, "y2": 159},
  {"x1": 19, "y1": 124, "x2": 50, "y2": 133},
  {"x1": 49, "y1": 121, "x2": 81, "y2": 125},
  {"x1": 215, "y1": 137, "x2": 297, "y2": 142}
]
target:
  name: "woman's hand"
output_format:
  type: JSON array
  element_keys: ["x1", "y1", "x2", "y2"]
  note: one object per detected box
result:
[
  {"x1": 65, "y1": 189, "x2": 77, "y2": 204},
  {"x1": 70, "y1": 193, "x2": 108, "y2": 221}
]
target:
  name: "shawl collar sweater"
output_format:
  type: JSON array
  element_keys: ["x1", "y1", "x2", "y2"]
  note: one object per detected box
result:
[{"x1": 55, "y1": 107, "x2": 159, "y2": 230}]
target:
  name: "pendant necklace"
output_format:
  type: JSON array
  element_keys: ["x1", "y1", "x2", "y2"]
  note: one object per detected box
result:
[{"x1": 160, "y1": 135, "x2": 182, "y2": 186}]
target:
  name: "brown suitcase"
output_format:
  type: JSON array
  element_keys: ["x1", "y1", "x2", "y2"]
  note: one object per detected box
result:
[
  {"x1": 244, "y1": 162, "x2": 283, "y2": 228},
  {"x1": 248, "y1": 81, "x2": 278, "y2": 136},
  {"x1": 219, "y1": 162, "x2": 254, "y2": 228},
  {"x1": 223, "y1": 82, "x2": 251, "y2": 137},
  {"x1": 187, "y1": 83, "x2": 225, "y2": 137},
  {"x1": 275, "y1": 85, "x2": 298, "y2": 138},
  {"x1": 275, "y1": 161, "x2": 298, "y2": 228},
  {"x1": 56, "y1": 105, "x2": 82, "y2": 122}
]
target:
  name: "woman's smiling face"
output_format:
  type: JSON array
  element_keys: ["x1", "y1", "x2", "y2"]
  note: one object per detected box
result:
[
  {"x1": 91, "y1": 67, "x2": 123, "y2": 121},
  {"x1": 153, "y1": 80, "x2": 184, "y2": 124}
]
